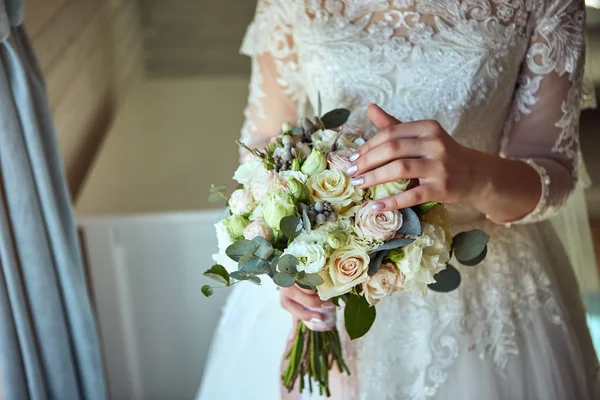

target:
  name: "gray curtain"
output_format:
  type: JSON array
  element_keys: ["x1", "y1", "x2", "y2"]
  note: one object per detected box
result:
[{"x1": 0, "y1": 1, "x2": 107, "y2": 399}]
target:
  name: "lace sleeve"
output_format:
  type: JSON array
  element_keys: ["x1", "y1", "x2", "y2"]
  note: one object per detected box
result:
[
  {"x1": 239, "y1": 0, "x2": 304, "y2": 157},
  {"x1": 500, "y1": 0, "x2": 586, "y2": 224}
]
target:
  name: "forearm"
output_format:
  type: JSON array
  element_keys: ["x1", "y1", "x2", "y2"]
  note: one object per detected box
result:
[{"x1": 469, "y1": 149, "x2": 544, "y2": 224}]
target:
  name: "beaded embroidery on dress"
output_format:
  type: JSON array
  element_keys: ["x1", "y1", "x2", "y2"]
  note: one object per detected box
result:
[{"x1": 198, "y1": 1, "x2": 599, "y2": 399}]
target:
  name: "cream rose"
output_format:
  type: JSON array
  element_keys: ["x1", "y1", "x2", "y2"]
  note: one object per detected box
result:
[
  {"x1": 312, "y1": 129, "x2": 360, "y2": 151},
  {"x1": 327, "y1": 149, "x2": 354, "y2": 172},
  {"x1": 307, "y1": 169, "x2": 363, "y2": 215},
  {"x1": 317, "y1": 246, "x2": 370, "y2": 300},
  {"x1": 371, "y1": 179, "x2": 410, "y2": 201},
  {"x1": 250, "y1": 170, "x2": 286, "y2": 201},
  {"x1": 396, "y1": 223, "x2": 451, "y2": 295},
  {"x1": 354, "y1": 203, "x2": 403, "y2": 241},
  {"x1": 243, "y1": 217, "x2": 274, "y2": 242},
  {"x1": 233, "y1": 158, "x2": 265, "y2": 185},
  {"x1": 363, "y1": 262, "x2": 405, "y2": 306},
  {"x1": 229, "y1": 188, "x2": 254, "y2": 215}
]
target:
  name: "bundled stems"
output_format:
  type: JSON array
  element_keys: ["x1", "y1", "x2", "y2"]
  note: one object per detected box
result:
[{"x1": 282, "y1": 324, "x2": 350, "y2": 397}]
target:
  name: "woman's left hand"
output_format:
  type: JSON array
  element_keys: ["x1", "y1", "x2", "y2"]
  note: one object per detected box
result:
[{"x1": 346, "y1": 103, "x2": 487, "y2": 211}]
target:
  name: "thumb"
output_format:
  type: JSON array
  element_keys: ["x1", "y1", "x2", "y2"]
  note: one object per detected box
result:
[{"x1": 368, "y1": 103, "x2": 401, "y2": 130}]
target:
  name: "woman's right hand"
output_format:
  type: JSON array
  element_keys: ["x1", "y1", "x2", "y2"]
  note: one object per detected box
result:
[{"x1": 280, "y1": 285, "x2": 332, "y2": 322}]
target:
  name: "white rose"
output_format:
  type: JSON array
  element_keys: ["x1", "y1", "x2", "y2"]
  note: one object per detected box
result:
[
  {"x1": 317, "y1": 246, "x2": 370, "y2": 300},
  {"x1": 354, "y1": 202, "x2": 403, "y2": 241},
  {"x1": 307, "y1": 169, "x2": 363, "y2": 216},
  {"x1": 284, "y1": 231, "x2": 328, "y2": 273},
  {"x1": 250, "y1": 170, "x2": 286, "y2": 201},
  {"x1": 397, "y1": 223, "x2": 451, "y2": 295},
  {"x1": 279, "y1": 170, "x2": 308, "y2": 184},
  {"x1": 371, "y1": 180, "x2": 410, "y2": 201},
  {"x1": 233, "y1": 158, "x2": 265, "y2": 185},
  {"x1": 213, "y1": 221, "x2": 237, "y2": 272},
  {"x1": 243, "y1": 217, "x2": 274, "y2": 242},
  {"x1": 363, "y1": 262, "x2": 405, "y2": 306},
  {"x1": 312, "y1": 129, "x2": 359, "y2": 152},
  {"x1": 327, "y1": 149, "x2": 353, "y2": 172},
  {"x1": 229, "y1": 188, "x2": 254, "y2": 215}
]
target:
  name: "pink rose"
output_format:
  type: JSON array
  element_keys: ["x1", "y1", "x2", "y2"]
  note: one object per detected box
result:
[
  {"x1": 243, "y1": 217, "x2": 274, "y2": 242},
  {"x1": 327, "y1": 149, "x2": 354, "y2": 172},
  {"x1": 355, "y1": 203, "x2": 403, "y2": 241},
  {"x1": 363, "y1": 262, "x2": 405, "y2": 306},
  {"x1": 229, "y1": 188, "x2": 254, "y2": 215},
  {"x1": 249, "y1": 170, "x2": 286, "y2": 201}
]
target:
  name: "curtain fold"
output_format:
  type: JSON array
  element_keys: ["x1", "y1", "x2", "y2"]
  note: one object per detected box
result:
[{"x1": 0, "y1": 1, "x2": 107, "y2": 399}]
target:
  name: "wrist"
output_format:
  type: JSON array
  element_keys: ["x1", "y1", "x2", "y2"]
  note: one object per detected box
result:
[{"x1": 465, "y1": 149, "x2": 497, "y2": 210}]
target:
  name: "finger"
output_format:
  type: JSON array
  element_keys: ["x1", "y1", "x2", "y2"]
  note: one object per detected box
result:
[
  {"x1": 296, "y1": 285, "x2": 318, "y2": 295},
  {"x1": 348, "y1": 138, "x2": 429, "y2": 176},
  {"x1": 351, "y1": 159, "x2": 435, "y2": 189},
  {"x1": 368, "y1": 103, "x2": 401, "y2": 130},
  {"x1": 282, "y1": 286, "x2": 325, "y2": 309},
  {"x1": 370, "y1": 184, "x2": 436, "y2": 211},
  {"x1": 354, "y1": 120, "x2": 443, "y2": 161},
  {"x1": 281, "y1": 297, "x2": 324, "y2": 321}
]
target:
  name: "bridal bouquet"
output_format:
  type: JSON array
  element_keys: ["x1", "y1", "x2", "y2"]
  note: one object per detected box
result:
[{"x1": 202, "y1": 104, "x2": 489, "y2": 396}]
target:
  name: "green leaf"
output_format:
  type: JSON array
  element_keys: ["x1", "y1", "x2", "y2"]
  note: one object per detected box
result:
[
  {"x1": 273, "y1": 272, "x2": 296, "y2": 287},
  {"x1": 248, "y1": 275, "x2": 261, "y2": 285},
  {"x1": 225, "y1": 240, "x2": 257, "y2": 261},
  {"x1": 201, "y1": 285, "x2": 214, "y2": 297},
  {"x1": 280, "y1": 216, "x2": 303, "y2": 240},
  {"x1": 368, "y1": 250, "x2": 388, "y2": 276},
  {"x1": 414, "y1": 201, "x2": 439, "y2": 215},
  {"x1": 278, "y1": 254, "x2": 299, "y2": 274},
  {"x1": 317, "y1": 92, "x2": 322, "y2": 118},
  {"x1": 428, "y1": 264, "x2": 461, "y2": 292},
  {"x1": 203, "y1": 265, "x2": 230, "y2": 286},
  {"x1": 237, "y1": 252, "x2": 254, "y2": 265},
  {"x1": 397, "y1": 208, "x2": 422, "y2": 236},
  {"x1": 321, "y1": 109, "x2": 351, "y2": 129},
  {"x1": 297, "y1": 273, "x2": 324, "y2": 287},
  {"x1": 460, "y1": 245, "x2": 488, "y2": 267},
  {"x1": 302, "y1": 208, "x2": 312, "y2": 234},
  {"x1": 252, "y1": 236, "x2": 274, "y2": 260},
  {"x1": 208, "y1": 193, "x2": 222, "y2": 203},
  {"x1": 296, "y1": 271, "x2": 306, "y2": 280},
  {"x1": 332, "y1": 297, "x2": 341, "y2": 307},
  {"x1": 230, "y1": 271, "x2": 262, "y2": 285},
  {"x1": 452, "y1": 230, "x2": 490, "y2": 264},
  {"x1": 239, "y1": 257, "x2": 271, "y2": 275},
  {"x1": 344, "y1": 294, "x2": 377, "y2": 340},
  {"x1": 374, "y1": 237, "x2": 414, "y2": 252}
]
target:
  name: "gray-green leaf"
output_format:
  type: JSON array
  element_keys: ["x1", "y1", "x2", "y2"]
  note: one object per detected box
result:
[
  {"x1": 239, "y1": 257, "x2": 271, "y2": 275},
  {"x1": 453, "y1": 230, "x2": 490, "y2": 264},
  {"x1": 297, "y1": 273, "x2": 324, "y2": 287},
  {"x1": 273, "y1": 272, "x2": 296, "y2": 287},
  {"x1": 428, "y1": 264, "x2": 461, "y2": 292},
  {"x1": 344, "y1": 294, "x2": 376, "y2": 340},
  {"x1": 321, "y1": 109, "x2": 351, "y2": 129},
  {"x1": 226, "y1": 240, "x2": 257, "y2": 262},
  {"x1": 203, "y1": 264, "x2": 230, "y2": 286},
  {"x1": 374, "y1": 238, "x2": 414, "y2": 252},
  {"x1": 280, "y1": 216, "x2": 303, "y2": 240},
  {"x1": 252, "y1": 236, "x2": 274, "y2": 260},
  {"x1": 460, "y1": 245, "x2": 488, "y2": 267},
  {"x1": 368, "y1": 250, "x2": 388, "y2": 276},
  {"x1": 230, "y1": 271, "x2": 262, "y2": 285},
  {"x1": 278, "y1": 254, "x2": 299, "y2": 275},
  {"x1": 397, "y1": 208, "x2": 421, "y2": 236},
  {"x1": 201, "y1": 285, "x2": 214, "y2": 297}
]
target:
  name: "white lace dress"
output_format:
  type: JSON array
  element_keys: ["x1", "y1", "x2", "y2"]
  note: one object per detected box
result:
[{"x1": 197, "y1": 1, "x2": 600, "y2": 399}]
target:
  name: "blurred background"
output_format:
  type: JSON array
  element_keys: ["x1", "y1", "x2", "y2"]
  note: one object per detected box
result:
[{"x1": 23, "y1": 1, "x2": 600, "y2": 399}]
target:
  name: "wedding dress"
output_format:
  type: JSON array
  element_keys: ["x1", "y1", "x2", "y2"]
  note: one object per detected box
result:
[{"x1": 197, "y1": 1, "x2": 600, "y2": 399}]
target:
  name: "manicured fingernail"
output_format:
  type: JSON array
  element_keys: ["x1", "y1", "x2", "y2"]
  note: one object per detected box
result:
[
  {"x1": 349, "y1": 152, "x2": 360, "y2": 162},
  {"x1": 371, "y1": 202, "x2": 385, "y2": 211},
  {"x1": 351, "y1": 177, "x2": 364, "y2": 186},
  {"x1": 346, "y1": 165, "x2": 357, "y2": 175},
  {"x1": 310, "y1": 317, "x2": 323, "y2": 324}
]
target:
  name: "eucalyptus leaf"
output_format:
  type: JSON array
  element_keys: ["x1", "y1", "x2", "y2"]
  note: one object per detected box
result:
[
  {"x1": 252, "y1": 236, "x2": 274, "y2": 260},
  {"x1": 374, "y1": 238, "x2": 414, "y2": 252},
  {"x1": 201, "y1": 285, "x2": 214, "y2": 297},
  {"x1": 203, "y1": 264, "x2": 230, "y2": 286},
  {"x1": 298, "y1": 273, "x2": 324, "y2": 287},
  {"x1": 453, "y1": 229, "x2": 490, "y2": 264},
  {"x1": 238, "y1": 252, "x2": 254, "y2": 265},
  {"x1": 226, "y1": 240, "x2": 257, "y2": 262},
  {"x1": 321, "y1": 109, "x2": 351, "y2": 129},
  {"x1": 273, "y1": 272, "x2": 296, "y2": 287},
  {"x1": 415, "y1": 201, "x2": 439, "y2": 215},
  {"x1": 280, "y1": 216, "x2": 303, "y2": 240},
  {"x1": 428, "y1": 264, "x2": 461, "y2": 292},
  {"x1": 230, "y1": 271, "x2": 262, "y2": 285},
  {"x1": 208, "y1": 192, "x2": 223, "y2": 203},
  {"x1": 460, "y1": 245, "x2": 488, "y2": 267},
  {"x1": 296, "y1": 271, "x2": 306, "y2": 280},
  {"x1": 209, "y1": 185, "x2": 228, "y2": 193},
  {"x1": 278, "y1": 254, "x2": 299, "y2": 274},
  {"x1": 368, "y1": 250, "x2": 389, "y2": 276},
  {"x1": 344, "y1": 294, "x2": 377, "y2": 340},
  {"x1": 239, "y1": 257, "x2": 271, "y2": 275},
  {"x1": 247, "y1": 275, "x2": 261, "y2": 285},
  {"x1": 397, "y1": 208, "x2": 422, "y2": 236}
]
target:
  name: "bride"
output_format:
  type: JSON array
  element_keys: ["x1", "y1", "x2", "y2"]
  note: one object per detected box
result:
[{"x1": 198, "y1": 0, "x2": 599, "y2": 399}]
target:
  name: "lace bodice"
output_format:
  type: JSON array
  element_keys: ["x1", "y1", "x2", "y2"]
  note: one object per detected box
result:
[{"x1": 240, "y1": 0, "x2": 587, "y2": 224}]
